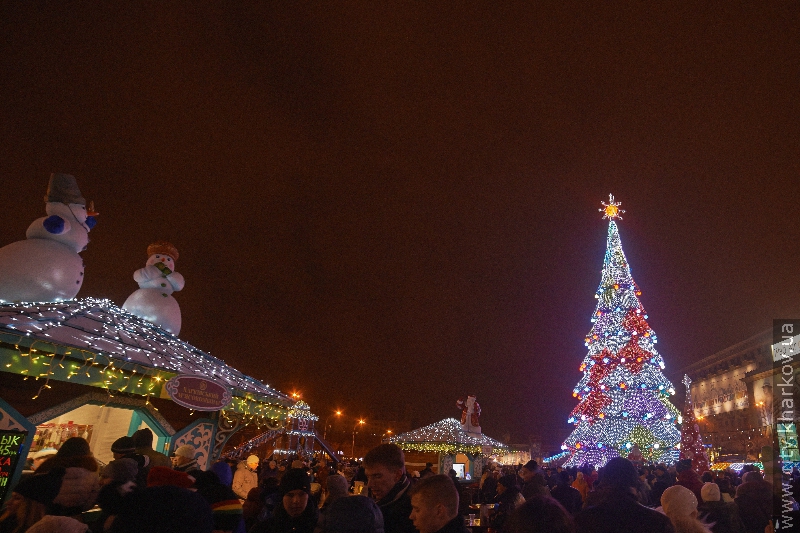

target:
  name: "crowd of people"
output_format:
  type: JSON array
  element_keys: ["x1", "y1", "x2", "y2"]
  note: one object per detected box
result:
[
  {"x1": 473, "y1": 457, "x2": 799, "y2": 533},
  {"x1": 1, "y1": 436, "x2": 798, "y2": 533}
]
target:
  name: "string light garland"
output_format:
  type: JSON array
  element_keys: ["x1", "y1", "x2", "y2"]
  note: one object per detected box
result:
[
  {"x1": 543, "y1": 451, "x2": 570, "y2": 464},
  {"x1": 0, "y1": 298, "x2": 290, "y2": 399},
  {"x1": 0, "y1": 299, "x2": 292, "y2": 423},
  {"x1": 287, "y1": 401, "x2": 319, "y2": 421},
  {"x1": 388, "y1": 418, "x2": 509, "y2": 456},
  {"x1": 562, "y1": 197, "x2": 680, "y2": 467},
  {"x1": 679, "y1": 375, "x2": 710, "y2": 472},
  {"x1": 710, "y1": 462, "x2": 765, "y2": 472}
]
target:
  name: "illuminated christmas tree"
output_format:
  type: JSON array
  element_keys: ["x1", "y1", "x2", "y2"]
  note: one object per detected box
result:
[
  {"x1": 679, "y1": 374, "x2": 710, "y2": 472},
  {"x1": 562, "y1": 195, "x2": 681, "y2": 467}
]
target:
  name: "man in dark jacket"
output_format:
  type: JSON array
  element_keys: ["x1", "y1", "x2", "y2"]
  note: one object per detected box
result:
[
  {"x1": 575, "y1": 457, "x2": 676, "y2": 533},
  {"x1": 650, "y1": 464, "x2": 674, "y2": 506},
  {"x1": 734, "y1": 472, "x2": 773, "y2": 533},
  {"x1": 549, "y1": 471, "x2": 583, "y2": 516},
  {"x1": 364, "y1": 444, "x2": 416, "y2": 533},
  {"x1": 132, "y1": 428, "x2": 172, "y2": 469},
  {"x1": 409, "y1": 474, "x2": 469, "y2": 533}
]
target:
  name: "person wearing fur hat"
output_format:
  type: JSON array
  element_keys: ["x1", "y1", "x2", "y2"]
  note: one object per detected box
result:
[
  {"x1": 251, "y1": 468, "x2": 318, "y2": 533},
  {"x1": 660, "y1": 485, "x2": 713, "y2": 533},
  {"x1": 696, "y1": 482, "x2": 746, "y2": 533},
  {"x1": 233, "y1": 455, "x2": 260, "y2": 500},
  {"x1": 574, "y1": 457, "x2": 675, "y2": 533}
]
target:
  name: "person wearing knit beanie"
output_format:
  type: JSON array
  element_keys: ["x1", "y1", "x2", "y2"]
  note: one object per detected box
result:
[
  {"x1": 232, "y1": 455, "x2": 259, "y2": 500},
  {"x1": 280, "y1": 468, "x2": 312, "y2": 497},
  {"x1": 171, "y1": 444, "x2": 198, "y2": 472},
  {"x1": 211, "y1": 460, "x2": 234, "y2": 487},
  {"x1": 660, "y1": 485, "x2": 712, "y2": 533},
  {"x1": 251, "y1": 469, "x2": 318, "y2": 533},
  {"x1": 111, "y1": 437, "x2": 137, "y2": 457},
  {"x1": 697, "y1": 482, "x2": 747, "y2": 533},
  {"x1": 322, "y1": 474, "x2": 349, "y2": 509},
  {"x1": 111, "y1": 436, "x2": 152, "y2": 487},
  {"x1": 700, "y1": 482, "x2": 720, "y2": 503}
]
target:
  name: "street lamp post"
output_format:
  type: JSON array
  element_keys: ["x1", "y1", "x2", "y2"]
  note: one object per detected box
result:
[
  {"x1": 352, "y1": 419, "x2": 365, "y2": 458},
  {"x1": 323, "y1": 410, "x2": 342, "y2": 441}
]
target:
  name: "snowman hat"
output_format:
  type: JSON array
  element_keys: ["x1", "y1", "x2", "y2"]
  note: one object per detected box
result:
[
  {"x1": 147, "y1": 241, "x2": 179, "y2": 261},
  {"x1": 45, "y1": 173, "x2": 85, "y2": 205}
]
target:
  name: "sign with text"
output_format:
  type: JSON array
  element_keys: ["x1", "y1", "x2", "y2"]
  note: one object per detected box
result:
[
  {"x1": 165, "y1": 375, "x2": 231, "y2": 411},
  {"x1": 0, "y1": 430, "x2": 27, "y2": 503}
]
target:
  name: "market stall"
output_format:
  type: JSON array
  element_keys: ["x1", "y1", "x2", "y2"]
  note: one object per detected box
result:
[
  {"x1": 0, "y1": 298, "x2": 293, "y2": 498},
  {"x1": 0, "y1": 176, "x2": 298, "y2": 502},
  {"x1": 388, "y1": 417, "x2": 511, "y2": 480}
]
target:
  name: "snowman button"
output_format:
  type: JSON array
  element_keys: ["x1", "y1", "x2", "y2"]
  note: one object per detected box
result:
[{"x1": 161, "y1": 283, "x2": 166, "y2": 287}]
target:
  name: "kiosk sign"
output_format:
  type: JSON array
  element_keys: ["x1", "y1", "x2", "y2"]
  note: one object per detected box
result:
[
  {"x1": 0, "y1": 430, "x2": 27, "y2": 502},
  {"x1": 165, "y1": 376, "x2": 232, "y2": 411}
]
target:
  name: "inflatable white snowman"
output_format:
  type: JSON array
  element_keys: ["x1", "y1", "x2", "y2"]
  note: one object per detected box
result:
[
  {"x1": 0, "y1": 174, "x2": 97, "y2": 302},
  {"x1": 122, "y1": 241, "x2": 185, "y2": 334}
]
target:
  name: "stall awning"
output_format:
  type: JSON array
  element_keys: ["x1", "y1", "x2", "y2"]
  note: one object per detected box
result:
[
  {"x1": 0, "y1": 298, "x2": 291, "y2": 416},
  {"x1": 388, "y1": 418, "x2": 509, "y2": 455}
]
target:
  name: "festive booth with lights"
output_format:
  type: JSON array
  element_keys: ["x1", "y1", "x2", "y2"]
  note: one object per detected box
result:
[
  {"x1": 0, "y1": 175, "x2": 297, "y2": 501},
  {"x1": 0, "y1": 299, "x2": 293, "y2": 488},
  {"x1": 561, "y1": 196, "x2": 681, "y2": 468},
  {"x1": 388, "y1": 416, "x2": 511, "y2": 480}
]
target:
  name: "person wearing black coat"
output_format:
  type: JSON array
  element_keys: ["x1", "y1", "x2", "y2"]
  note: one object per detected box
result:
[
  {"x1": 549, "y1": 472, "x2": 583, "y2": 516},
  {"x1": 574, "y1": 458, "x2": 675, "y2": 533}
]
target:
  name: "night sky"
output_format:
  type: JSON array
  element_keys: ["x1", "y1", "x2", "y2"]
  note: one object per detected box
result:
[{"x1": 1, "y1": 3, "x2": 798, "y2": 450}]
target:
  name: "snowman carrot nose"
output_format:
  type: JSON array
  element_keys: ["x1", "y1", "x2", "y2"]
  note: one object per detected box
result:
[{"x1": 86, "y1": 200, "x2": 99, "y2": 216}]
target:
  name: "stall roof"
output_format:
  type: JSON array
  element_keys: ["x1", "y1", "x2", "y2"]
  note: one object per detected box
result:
[
  {"x1": 0, "y1": 298, "x2": 288, "y2": 399},
  {"x1": 388, "y1": 417, "x2": 508, "y2": 454}
]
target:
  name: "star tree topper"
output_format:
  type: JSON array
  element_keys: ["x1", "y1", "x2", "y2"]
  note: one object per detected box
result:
[{"x1": 600, "y1": 194, "x2": 625, "y2": 220}]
